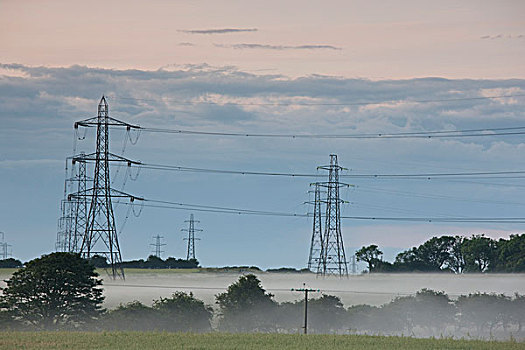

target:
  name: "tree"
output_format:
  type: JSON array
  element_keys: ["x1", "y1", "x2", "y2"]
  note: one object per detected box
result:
[
  {"x1": 0, "y1": 258, "x2": 22, "y2": 268},
  {"x1": 445, "y1": 236, "x2": 466, "y2": 273},
  {"x1": 153, "y1": 292, "x2": 212, "y2": 332},
  {"x1": 103, "y1": 293, "x2": 212, "y2": 332},
  {"x1": 89, "y1": 254, "x2": 108, "y2": 268},
  {"x1": 102, "y1": 301, "x2": 158, "y2": 331},
  {"x1": 461, "y1": 235, "x2": 497, "y2": 272},
  {"x1": 307, "y1": 294, "x2": 347, "y2": 333},
  {"x1": 408, "y1": 289, "x2": 455, "y2": 336},
  {"x1": 418, "y1": 236, "x2": 456, "y2": 270},
  {"x1": 145, "y1": 255, "x2": 165, "y2": 269},
  {"x1": 494, "y1": 234, "x2": 525, "y2": 272},
  {"x1": 392, "y1": 236, "x2": 456, "y2": 272},
  {"x1": 355, "y1": 245, "x2": 383, "y2": 272},
  {"x1": 0, "y1": 252, "x2": 104, "y2": 329},
  {"x1": 394, "y1": 247, "x2": 435, "y2": 272},
  {"x1": 215, "y1": 274, "x2": 277, "y2": 332},
  {"x1": 455, "y1": 293, "x2": 511, "y2": 336}
]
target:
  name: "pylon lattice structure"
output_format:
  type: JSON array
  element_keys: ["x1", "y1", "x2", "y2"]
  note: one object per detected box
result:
[
  {"x1": 57, "y1": 154, "x2": 89, "y2": 253},
  {"x1": 56, "y1": 161, "x2": 76, "y2": 252},
  {"x1": 69, "y1": 96, "x2": 142, "y2": 279},
  {"x1": 317, "y1": 154, "x2": 349, "y2": 277},
  {"x1": 182, "y1": 214, "x2": 202, "y2": 260},
  {"x1": 350, "y1": 255, "x2": 357, "y2": 274},
  {"x1": 151, "y1": 235, "x2": 166, "y2": 258},
  {"x1": 71, "y1": 155, "x2": 88, "y2": 253},
  {"x1": 307, "y1": 182, "x2": 324, "y2": 272},
  {"x1": 0, "y1": 232, "x2": 11, "y2": 260}
]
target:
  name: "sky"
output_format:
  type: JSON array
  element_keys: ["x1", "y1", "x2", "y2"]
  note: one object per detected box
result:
[{"x1": 1, "y1": 1, "x2": 525, "y2": 269}]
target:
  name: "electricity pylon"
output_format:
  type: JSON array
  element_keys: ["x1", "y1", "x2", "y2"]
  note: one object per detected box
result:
[
  {"x1": 56, "y1": 157, "x2": 77, "y2": 252},
  {"x1": 182, "y1": 214, "x2": 202, "y2": 260},
  {"x1": 150, "y1": 235, "x2": 166, "y2": 258},
  {"x1": 306, "y1": 182, "x2": 324, "y2": 272},
  {"x1": 71, "y1": 154, "x2": 88, "y2": 252},
  {"x1": 0, "y1": 232, "x2": 11, "y2": 260},
  {"x1": 317, "y1": 154, "x2": 350, "y2": 277},
  {"x1": 57, "y1": 154, "x2": 89, "y2": 253},
  {"x1": 69, "y1": 96, "x2": 142, "y2": 279}
]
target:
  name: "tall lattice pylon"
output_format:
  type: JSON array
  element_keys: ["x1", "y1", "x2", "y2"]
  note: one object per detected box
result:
[
  {"x1": 71, "y1": 154, "x2": 88, "y2": 253},
  {"x1": 307, "y1": 182, "x2": 324, "y2": 272},
  {"x1": 317, "y1": 154, "x2": 349, "y2": 277},
  {"x1": 182, "y1": 214, "x2": 202, "y2": 260},
  {"x1": 69, "y1": 96, "x2": 142, "y2": 279}
]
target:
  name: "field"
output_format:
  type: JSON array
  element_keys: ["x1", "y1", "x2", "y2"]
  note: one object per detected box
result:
[{"x1": 0, "y1": 332, "x2": 524, "y2": 350}]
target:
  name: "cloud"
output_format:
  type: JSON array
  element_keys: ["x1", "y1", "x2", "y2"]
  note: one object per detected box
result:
[
  {"x1": 481, "y1": 34, "x2": 524, "y2": 40},
  {"x1": 2, "y1": 63, "x2": 525, "y2": 263},
  {"x1": 0, "y1": 159, "x2": 63, "y2": 168},
  {"x1": 216, "y1": 43, "x2": 342, "y2": 51},
  {"x1": 179, "y1": 28, "x2": 257, "y2": 34}
]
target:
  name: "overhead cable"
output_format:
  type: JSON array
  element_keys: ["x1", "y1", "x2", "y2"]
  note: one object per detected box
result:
[
  {"x1": 126, "y1": 198, "x2": 525, "y2": 223},
  {"x1": 138, "y1": 162, "x2": 525, "y2": 179}
]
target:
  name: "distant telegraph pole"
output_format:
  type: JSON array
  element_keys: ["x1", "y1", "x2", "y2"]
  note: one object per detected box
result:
[{"x1": 291, "y1": 283, "x2": 320, "y2": 334}]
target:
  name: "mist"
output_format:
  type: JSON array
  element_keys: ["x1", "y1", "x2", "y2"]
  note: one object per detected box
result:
[
  {"x1": 100, "y1": 272, "x2": 525, "y2": 308},
  {"x1": 2, "y1": 270, "x2": 524, "y2": 339}
]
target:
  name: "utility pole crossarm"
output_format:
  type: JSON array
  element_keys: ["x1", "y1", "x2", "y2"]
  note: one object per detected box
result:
[{"x1": 291, "y1": 285, "x2": 320, "y2": 334}]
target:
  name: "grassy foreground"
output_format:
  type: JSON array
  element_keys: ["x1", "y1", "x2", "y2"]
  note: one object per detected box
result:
[{"x1": 0, "y1": 332, "x2": 523, "y2": 350}]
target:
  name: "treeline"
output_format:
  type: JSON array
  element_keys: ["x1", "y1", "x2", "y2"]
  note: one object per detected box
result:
[
  {"x1": 0, "y1": 258, "x2": 22, "y2": 268},
  {"x1": 356, "y1": 233, "x2": 525, "y2": 273},
  {"x1": 89, "y1": 255, "x2": 199, "y2": 269}
]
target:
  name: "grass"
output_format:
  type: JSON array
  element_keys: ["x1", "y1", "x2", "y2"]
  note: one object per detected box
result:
[{"x1": 0, "y1": 332, "x2": 523, "y2": 350}]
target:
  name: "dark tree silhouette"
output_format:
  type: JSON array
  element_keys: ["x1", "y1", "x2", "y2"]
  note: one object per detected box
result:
[
  {"x1": 355, "y1": 245, "x2": 383, "y2": 272},
  {"x1": 153, "y1": 291, "x2": 212, "y2": 332},
  {"x1": 462, "y1": 235, "x2": 497, "y2": 272},
  {"x1": 216, "y1": 274, "x2": 277, "y2": 332},
  {"x1": 103, "y1": 292, "x2": 212, "y2": 332},
  {"x1": 0, "y1": 252, "x2": 104, "y2": 329}
]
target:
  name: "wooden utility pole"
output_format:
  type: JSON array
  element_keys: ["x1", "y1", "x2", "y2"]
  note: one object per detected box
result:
[{"x1": 291, "y1": 284, "x2": 319, "y2": 334}]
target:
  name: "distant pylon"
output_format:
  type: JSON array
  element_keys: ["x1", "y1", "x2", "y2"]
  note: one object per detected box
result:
[
  {"x1": 0, "y1": 232, "x2": 11, "y2": 260},
  {"x1": 182, "y1": 214, "x2": 202, "y2": 260},
  {"x1": 317, "y1": 154, "x2": 349, "y2": 277},
  {"x1": 56, "y1": 158, "x2": 78, "y2": 253},
  {"x1": 150, "y1": 235, "x2": 166, "y2": 258},
  {"x1": 69, "y1": 96, "x2": 142, "y2": 279},
  {"x1": 307, "y1": 182, "x2": 324, "y2": 272}
]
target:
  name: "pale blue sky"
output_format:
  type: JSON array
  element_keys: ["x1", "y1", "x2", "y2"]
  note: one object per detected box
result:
[{"x1": 1, "y1": 1, "x2": 525, "y2": 268}]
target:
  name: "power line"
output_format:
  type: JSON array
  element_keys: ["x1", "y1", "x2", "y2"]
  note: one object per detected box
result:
[
  {"x1": 138, "y1": 162, "x2": 525, "y2": 179},
  {"x1": 110, "y1": 92, "x2": 525, "y2": 107},
  {"x1": 138, "y1": 127, "x2": 525, "y2": 139},
  {"x1": 126, "y1": 198, "x2": 525, "y2": 223}
]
